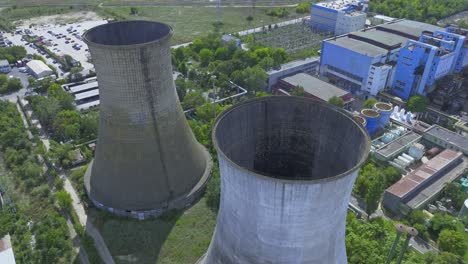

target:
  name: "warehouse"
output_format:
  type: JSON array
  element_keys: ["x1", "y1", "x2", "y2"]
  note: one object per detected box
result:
[
  {"x1": 273, "y1": 73, "x2": 353, "y2": 104},
  {"x1": 62, "y1": 77, "x2": 100, "y2": 110},
  {"x1": 26, "y1": 60, "x2": 53, "y2": 79},
  {"x1": 310, "y1": 0, "x2": 366, "y2": 35},
  {"x1": 423, "y1": 125, "x2": 468, "y2": 155},
  {"x1": 266, "y1": 57, "x2": 319, "y2": 91},
  {"x1": 383, "y1": 149, "x2": 464, "y2": 214}
]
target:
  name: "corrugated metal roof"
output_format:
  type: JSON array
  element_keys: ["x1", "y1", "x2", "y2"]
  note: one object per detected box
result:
[
  {"x1": 74, "y1": 89, "x2": 99, "y2": 100},
  {"x1": 385, "y1": 149, "x2": 462, "y2": 199},
  {"x1": 281, "y1": 73, "x2": 349, "y2": 101},
  {"x1": 69, "y1": 81, "x2": 99, "y2": 94}
]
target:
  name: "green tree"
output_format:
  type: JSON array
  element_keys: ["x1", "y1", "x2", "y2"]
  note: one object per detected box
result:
[
  {"x1": 130, "y1": 7, "x2": 138, "y2": 15},
  {"x1": 382, "y1": 166, "x2": 401, "y2": 187},
  {"x1": 4, "y1": 77, "x2": 22, "y2": 93},
  {"x1": 53, "y1": 110, "x2": 81, "y2": 141},
  {"x1": 182, "y1": 91, "x2": 206, "y2": 110},
  {"x1": 271, "y1": 48, "x2": 288, "y2": 66},
  {"x1": 429, "y1": 213, "x2": 462, "y2": 237},
  {"x1": 214, "y1": 47, "x2": 229, "y2": 61},
  {"x1": 290, "y1": 85, "x2": 305, "y2": 96},
  {"x1": 438, "y1": 229, "x2": 467, "y2": 256},
  {"x1": 296, "y1": 2, "x2": 311, "y2": 13},
  {"x1": 56, "y1": 190, "x2": 72, "y2": 211},
  {"x1": 258, "y1": 57, "x2": 274, "y2": 70},
  {"x1": 328, "y1": 96, "x2": 344, "y2": 107},
  {"x1": 244, "y1": 66, "x2": 267, "y2": 95},
  {"x1": 0, "y1": 74, "x2": 7, "y2": 87},
  {"x1": 199, "y1": 48, "x2": 214, "y2": 67},
  {"x1": 365, "y1": 178, "x2": 383, "y2": 217},
  {"x1": 406, "y1": 95, "x2": 428, "y2": 113},
  {"x1": 363, "y1": 98, "x2": 378, "y2": 108},
  {"x1": 48, "y1": 84, "x2": 75, "y2": 110}
]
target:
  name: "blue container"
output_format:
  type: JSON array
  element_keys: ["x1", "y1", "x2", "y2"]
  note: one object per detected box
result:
[
  {"x1": 361, "y1": 109, "x2": 380, "y2": 135},
  {"x1": 373, "y1": 102, "x2": 393, "y2": 129}
]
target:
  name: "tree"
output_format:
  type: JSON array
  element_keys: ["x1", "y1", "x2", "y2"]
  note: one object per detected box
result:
[
  {"x1": 290, "y1": 85, "x2": 305, "y2": 97},
  {"x1": 429, "y1": 213, "x2": 462, "y2": 237},
  {"x1": 244, "y1": 66, "x2": 267, "y2": 95},
  {"x1": 214, "y1": 47, "x2": 229, "y2": 61},
  {"x1": 199, "y1": 48, "x2": 214, "y2": 67},
  {"x1": 56, "y1": 191, "x2": 72, "y2": 211},
  {"x1": 6, "y1": 78, "x2": 22, "y2": 92},
  {"x1": 196, "y1": 102, "x2": 230, "y2": 123},
  {"x1": 47, "y1": 84, "x2": 75, "y2": 110},
  {"x1": 363, "y1": 98, "x2": 378, "y2": 108},
  {"x1": 246, "y1": 15, "x2": 254, "y2": 26},
  {"x1": 364, "y1": 178, "x2": 383, "y2": 217},
  {"x1": 438, "y1": 229, "x2": 467, "y2": 256},
  {"x1": 382, "y1": 166, "x2": 401, "y2": 187},
  {"x1": 130, "y1": 7, "x2": 138, "y2": 15},
  {"x1": 258, "y1": 57, "x2": 274, "y2": 70},
  {"x1": 441, "y1": 182, "x2": 468, "y2": 211},
  {"x1": 296, "y1": 2, "x2": 311, "y2": 13},
  {"x1": 53, "y1": 110, "x2": 81, "y2": 141},
  {"x1": 271, "y1": 48, "x2": 288, "y2": 66},
  {"x1": 182, "y1": 91, "x2": 206, "y2": 110},
  {"x1": 406, "y1": 95, "x2": 428, "y2": 114},
  {"x1": 328, "y1": 96, "x2": 344, "y2": 108},
  {"x1": 0, "y1": 74, "x2": 7, "y2": 87}
]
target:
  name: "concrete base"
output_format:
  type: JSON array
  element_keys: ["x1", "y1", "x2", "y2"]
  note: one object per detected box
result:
[{"x1": 84, "y1": 143, "x2": 213, "y2": 220}]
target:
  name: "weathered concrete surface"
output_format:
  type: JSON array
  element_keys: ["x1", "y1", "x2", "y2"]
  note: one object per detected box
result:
[
  {"x1": 204, "y1": 96, "x2": 370, "y2": 264},
  {"x1": 83, "y1": 21, "x2": 212, "y2": 218}
]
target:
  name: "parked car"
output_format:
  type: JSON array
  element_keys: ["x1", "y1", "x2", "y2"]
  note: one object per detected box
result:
[{"x1": 65, "y1": 41, "x2": 70, "y2": 44}]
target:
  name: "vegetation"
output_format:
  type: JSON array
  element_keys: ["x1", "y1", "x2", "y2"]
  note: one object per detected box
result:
[
  {"x1": 266, "y1": 8, "x2": 290, "y2": 18},
  {"x1": 440, "y1": 182, "x2": 468, "y2": 211},
  {"x1": 0, "y1": 46, "x2": 27, "y2": 63},
  {"x1": 0, "y1": 100, "x2": 74, "y2": 263},
  {"x1": 369, "y1": 0, "x2": 468, "y2": 24},
  {"x1": 0, "y1": 74, "x2": 23, "y2": 94},
  {"x1": 328, "y1": 96, "x2": 344, "y2": 108},
  {"x1": 363, "y1": 98, "x2": 378, "y2": 109},
  {"x1": 295, "y1": 2, "x2": 312, "y2": 14},
  {"x1": 354, "y1": 162, "x2": 401, "y2": 216},
  {"x1": 437, "y1": 229, "x2": 467, "y2": 257},
  {"x1": 406, "y1": 94, "x2": 429, "y2": 113},
  {"x1": 290, "y1": 85, "x2": 305, "y2": 96}
]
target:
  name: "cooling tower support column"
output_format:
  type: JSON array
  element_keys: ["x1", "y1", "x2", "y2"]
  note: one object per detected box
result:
[
  {"x1": 83, "y1": 21, "x2": 212, "y2": 219},
  {"x1": 202, "y1": 96, "x2": 371, "y2": 264}
]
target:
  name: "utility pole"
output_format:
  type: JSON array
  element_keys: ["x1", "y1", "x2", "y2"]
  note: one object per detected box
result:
[{"x1": 386, "y1": 224, "x2": 407, "y2": 264}]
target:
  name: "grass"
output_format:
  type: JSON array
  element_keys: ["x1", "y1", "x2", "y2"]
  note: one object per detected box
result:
[{"x1": 87, "y1": 198, "x2": 217, "y2": 264}]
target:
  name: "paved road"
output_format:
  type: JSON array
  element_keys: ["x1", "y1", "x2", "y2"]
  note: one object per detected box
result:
[{"x1": 63, "y1": 175, "x2": 116, "y2": 264}]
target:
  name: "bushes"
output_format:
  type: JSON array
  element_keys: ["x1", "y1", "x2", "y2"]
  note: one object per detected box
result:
[
  {"x1": 0, "y1": 46, "x2": 27, "y2": 63},
  {"x1": 0, "y1": 74, "x2": 23, "y2": 95},
  {"x1": 296, "y1": 2, "x2": 311, "y2": 14},
  {"x1": 266, "y1": 8, "x2": 289, "y2": 18}
]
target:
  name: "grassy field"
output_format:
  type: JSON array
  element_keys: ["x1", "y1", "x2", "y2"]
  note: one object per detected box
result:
[
  {"x1": 100, "y1": 6, "x2": 300, "y2": 43},
  {"x1": 87, "y1": 198, "x2": 217, "y2": 264}
]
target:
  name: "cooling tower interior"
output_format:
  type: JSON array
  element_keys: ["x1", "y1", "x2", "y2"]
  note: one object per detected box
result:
[
  {"x1": 203, "y1": 96, "x2": 370, "y2": 264},
  {"x1": 83, "y1": 21, "x2": 212, "y2": 219},
  {"x1": 214, "y1": 96, "x2": 369, "y2": 180}
]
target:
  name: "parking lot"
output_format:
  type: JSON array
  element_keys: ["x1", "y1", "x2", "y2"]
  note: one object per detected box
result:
[{"x1": 3, "y1": 20, "x2": 107, "y2": 77}]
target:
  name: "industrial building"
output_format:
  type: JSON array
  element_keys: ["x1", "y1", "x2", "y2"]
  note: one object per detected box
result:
[
  {"x1": 310, "y1": 0, "x2": 366, "y2": 35},
  {"x1": 266, "y1": 57, "x2": 319, "y2": 91},
  {"x1": 372, "y1": 130, "x2": 421, "y2": 162},
  {"x1": 26, "y1": 60, "x2": 53, "y2": 79},
  {"x1": 423, "y1": 125, "x2": 468, "y2": 155},
  {"x1": 319, "y1": 19, "x2": 467, "y2": 99},
  {"x1": 273, "y1": 73, "x2": 353, "y2": 104},
  {"x1": 371, "y1": 15, "x2": 396, "y2": 26},
  {"x1": 0, "y1": 235, "x2": 16, "y2": 264},
  {"x1": 446, "y1": 25, "x2": 468, "y2": 73},
  {"x1": 383, "y1": 149, "x2": 464, "y2": 214},
  {"x1": 203, "y1": 96, "x2": 370, "y2": 264},
  {"x1": 62, "y1": 77, "x2": 100, "y2": 110},
  {"x1": 0, "y1": 59, "x2": 10, "y2": 74},
  {"x1": 0, "y1": 33, "x2": 6, "y2": 48},
  {"x1": 83, "y1": 21, "x2": 212, "y2": 219}
]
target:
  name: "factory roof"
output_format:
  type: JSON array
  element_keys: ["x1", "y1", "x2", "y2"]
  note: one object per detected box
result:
[
  {"x1": 325, "y1": 19, "x2": 444, "y2": 56},
  {"x1": 386, "y1": 149, "x2": 463, "y2": 200},
  {"x1": 406, "y1": 156, "x2": 467, "y2": 209},
  {"x1": 349, "y1": 29, "x2": 408, "y2": 49},
  {"x1": 377, "y1": 20, "x2": 443, "y2": 39},
  {"x1": 376, "y1": 132, "x2": 421, "y2": 158},
  {"x1": 424, "y1": 125, "x2": 468, "y2": 152},
  {"x1": 74, "y1": 89, "x2": 99, "y2": 101},
  {"x1": 26, "y1": 60, "x2": 52, "y2": 76},
  {"x1": 76, "y1": 100, "x2": 100, "y2": 110},
  {"x1": 69, "y1": 81, "x2": 99, "y2": 94},
  {"x1": 0, "y1": 60, "x2": 9, "y2": 67},
  {"x1": 267, "y1": 57, "x2": 319, "y2": 75},
  {"x1": 281, "y1": 73, "x2": 350, "y2": 101},
  {"x1": 315, "y1": 0, "x2": 360, "y2": 11},
  {"x1": 327, "y1": 37, "x2": 387, "y2": 57}
]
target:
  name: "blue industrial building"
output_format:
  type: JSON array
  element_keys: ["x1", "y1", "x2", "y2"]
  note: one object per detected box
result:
[
  {"x1": 310, "y1": 0, "x2": 366, "y2": 35},
  {"x1": 391, "y1": 31, "x2": 466, "y2": 100},
  {"x1": 319, "y1": 19, "x2": 467, "y2": 101},
  {"x1": 446, "y1": 25, "x2": 468, "y2": 73}
]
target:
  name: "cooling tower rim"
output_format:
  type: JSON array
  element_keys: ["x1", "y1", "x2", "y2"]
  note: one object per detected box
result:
[
  {"x1": 374, "y1": 102, "x2": 393, "y2": 112},
  {"x1": 83, "y1": 20, "x2": 173, "y2": 49},
  {"x1": 361, "y1": 108, "x2": 380, "y2": 118},
  {"x1": 212, "y1": 96, "x2": 371, "y2": 184}
]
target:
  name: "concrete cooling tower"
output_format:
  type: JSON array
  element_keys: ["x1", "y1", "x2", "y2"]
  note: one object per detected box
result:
[
  {"x1": 83, "y1": 21, "x2": 212, "y2": 219},
  {"x1": 202, "y1": 96, "x2": 370, "y2": 264}
]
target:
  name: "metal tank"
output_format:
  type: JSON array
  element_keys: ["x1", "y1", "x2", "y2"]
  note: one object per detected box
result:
[
  {"x1": 373, "y1": 102, "x2": 393, "y2": 129},
  {"x1": 202, "y1": 96, "x2": 371, "y2": 264},
  {"x1": 361, "y1": 109, "x2": 380, "y2": 135},
  {"x1": 83, "y1": 21, "x2": 212, "y2": 219},
  {"x1": 353, "y1": 114, "x2": 367, "y2": 127}
]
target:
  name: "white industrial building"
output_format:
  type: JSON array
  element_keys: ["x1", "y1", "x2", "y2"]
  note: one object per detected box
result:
[
  {"x1": 310, "y1": 0, "x2": 367, "y2": 35},
  {"x1": 26, "y1": 60, "x2": 53, "y2": 79},
  {"x1": 266, "y1": 57, "x2": 320, "y2": 91},
  {"x1": 62, "y1": 77, "x2": 99, "y2": 110}
]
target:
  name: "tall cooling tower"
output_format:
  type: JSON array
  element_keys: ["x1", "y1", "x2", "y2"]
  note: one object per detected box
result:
[
  {"x1": 83, "y1": 21, "x2": 212, "y2": 219},
  {"x1": 202, "y1": 96, "x2": 370, "y2": 264}
]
